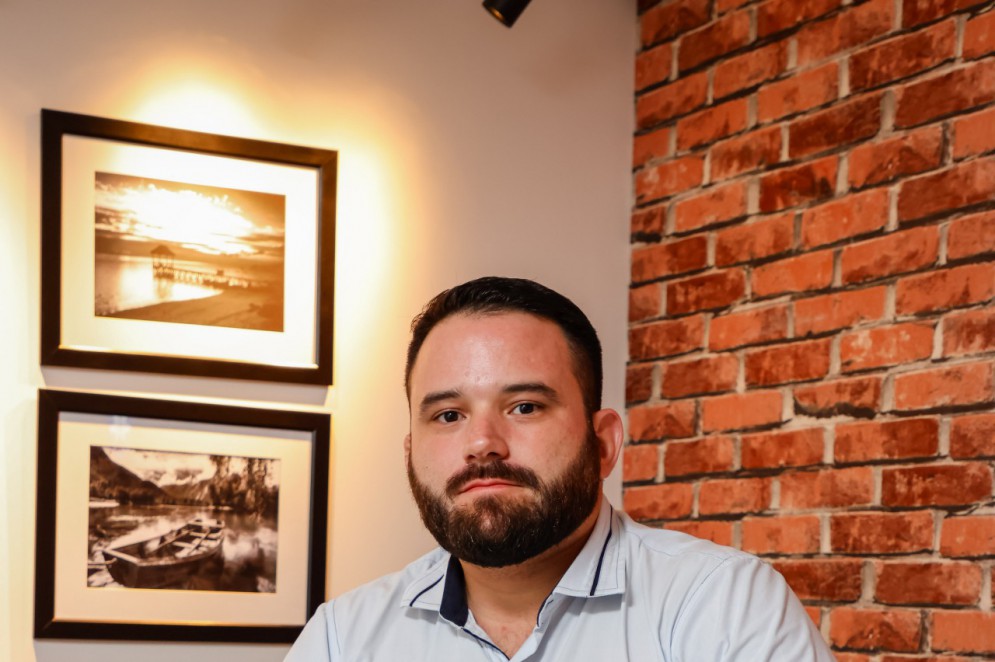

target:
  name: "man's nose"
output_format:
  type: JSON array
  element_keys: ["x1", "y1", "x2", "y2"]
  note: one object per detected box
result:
[{"x1": 463, "y1": 412, "x2": 509, "y2": 463}]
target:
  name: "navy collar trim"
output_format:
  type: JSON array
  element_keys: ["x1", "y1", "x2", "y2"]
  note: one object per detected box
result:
[
  {"x1": 589, "y1": 506, "x2": 614, "y2": 596},
  {"x1": 439, "y1": 555, "x2": 469, "y2": 626}
]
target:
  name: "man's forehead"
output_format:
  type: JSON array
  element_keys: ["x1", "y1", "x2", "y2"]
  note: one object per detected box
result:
[{"x1": 409, "y1": 311, "x2": 575, "y2": 388}]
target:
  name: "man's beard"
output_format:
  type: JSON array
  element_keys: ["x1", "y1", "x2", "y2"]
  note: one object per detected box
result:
[{"x1": 407, "y1": 431, "x2": 602, "y2": 568}]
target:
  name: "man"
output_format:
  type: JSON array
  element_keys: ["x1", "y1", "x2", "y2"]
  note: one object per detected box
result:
[{"x1": 286, "y1": 276, "x2": 834, "y2": 661}]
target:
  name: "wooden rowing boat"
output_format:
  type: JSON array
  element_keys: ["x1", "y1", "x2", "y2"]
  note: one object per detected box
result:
[{"x1": 102, "y1": 518, "x2": 225, "y2": 589}]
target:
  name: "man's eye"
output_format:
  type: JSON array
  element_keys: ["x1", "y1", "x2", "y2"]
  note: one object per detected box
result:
[
  {"x1": 512, "y1": 402, "x2": 537, "y2": 415},
  {"x1": 436, "y1": 410, "x2": 461, "y2": 423}
]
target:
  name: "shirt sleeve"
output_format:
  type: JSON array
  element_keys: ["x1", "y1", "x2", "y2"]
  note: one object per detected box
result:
[
  {"x1": 284, "y1": 602, "x2": 339, "y2": 662},
  {"x1": 671, "y1": 557, "x2": 835, "y2": 662}
]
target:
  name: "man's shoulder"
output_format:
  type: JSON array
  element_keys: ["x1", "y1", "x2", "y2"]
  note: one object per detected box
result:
[{"x1": 615, "y1": 510, "x2": 764, "y2": 589}]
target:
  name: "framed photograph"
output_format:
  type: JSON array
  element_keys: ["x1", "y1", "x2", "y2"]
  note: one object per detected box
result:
[
  {"x1": 34, "y1": 389, "x2": 330, "y2": 642},
  {"x1": 40, "y1": 109, "x2": 337, "y2": 384}
]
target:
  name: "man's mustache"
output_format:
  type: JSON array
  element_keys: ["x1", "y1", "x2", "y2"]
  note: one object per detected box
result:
[{"x1": 445, "y1": 461, "x2": 542, "y2": 498}]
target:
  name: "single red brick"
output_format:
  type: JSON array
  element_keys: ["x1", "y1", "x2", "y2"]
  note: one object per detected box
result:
[
  {"x1": 630, "y1": 315, "x2": 706, "y2": 360},
  {"x1": 741, "y1": 427, "x2": 824, "y2": 469},
  {"x1": 835, "y1": 417, "x2": 940, "y2": 463},
  {"x1": 944, "y1": 308, "x2": 995, "y2": 358},
  {"x1": 635, "y1": 155, "x2": 706, "y2": 204},
  {"x1": 879, "y1": 656, "x2": 972, "y2": 662},
  {"x1": 893, "y1": 361, "x2": 995, "y2": 411},
  {"x1": 830, "y1": 608, "x2": 922, "y2": 653},
  {"x1": 662, "y1": 520, "x2": 734, "y2": 546},
  {"x1": 624, "y1": 483, "x2": 694, "y2": 520},
  {"x1": 633, "y1": 127, "x2": 671, "y2": 169},
  {"x1": 626, "y1": 364, "x2": 655, "y2": 404},
  {"x1": 964, "y1": 9, "x2": 995, "y2": 59},
  {"x1": 834, "y1": 652, "x2": 872, "y2": 662},
  {"x1": 628, "y1": 401, "x2": 698, "y2": 441},
  {"x1": 635, "y1": 44, "x2": 672, "y2": 91},
  {"x1": 801, "y1": 188, "x2": 889, "y2": 248},
  {"x1": 903, "y1": 0, "x2": 988, "y2": 28},
  {"x1": 678, "y1": 10, "x2": 751, "y2": 71},
  {"x1": 796, "y1": 0, "x2": 895, "y2": 67},
  {"x1": 758, "y1": 62, "x2": 839, "y2": 122},
  {"x1": 751, "y1": 250, "x2": 834, "y2": 298},
  {"x1": 636, "y1": 72, "x2": 709, "y2": 129},
  {"x1": 674, "y1": 181, "x2": 748, "y2": 232},
  {"x1": 790, "y1": 94, "x2": 882, "y2": 159},
  {"x1": 781, "y1": 467, "x2": 875, "y2": 510},
  {"x1": 931, "y1": 611, "x2": 995, "y2": 654},
  {"x1": 709, "y1": 303, "x2": 790, "y2": 351},
  {"x1": 622, "y1": 443, "x2": 660, "y2": 482},
  {"x1": 794, "y1": 376, "x2": 883, "y2": 419},
  {"x1": 850, "y1": 19, "x2": 956, "y2": 91},
  {"x1": 664, "y1": 435, "x2": 735, "y2": 476},
  {"x1": 848, "y1": 125, "x2": 944, "y2": 189},
  {"x1": 711, "y1": 126, "x2": 783, "y2": 182},
  {"x1": 898, "y1": 158, "x2": 995, "y2": 222},
  {"x1": 772, "y1": 559, "x2": 863, "y2": 601},
  {"x1": 950, "y1": 412, "x2": 995, "y2": 459},
  {"x1": 632, "y1": 206, "x2": 666, "y2": 236},
  {"x1": 667, "y1": 269, "x2": 746, "y2": 315},
  {"x1": 742, "y1": 515, "x2": 821, "y2": 555},
  {"x1": 947, "y1": 210, "x2": 995, "y2": 260},
  {"x1": 896, "y1": 263, "x2": 995, "y2": 315},
  {"x1": 795, "y1": 287, "x2": 888, "y2": 337},
  {"x1": 840, "y1": 322, "x2": 935, "y2": 373},
  {"x1": 759, "y1": 156, "x2": 837, "y2": 212},
  {"x1": 953, "y1": 105, "x2": 995, "y2": 160},
  {"x1": 662, "y1": 354, "x2": 739, "y2": 398},
  {"x1": 676, "y1": 98, "x2": 749, "y2": 151},
  {"x1": 840, "y1": 226, "x2": 939, "y2": 285},
  {"x1": 876, "y1": 561, "x2": 981, "y2": 606},
  {"x1": 713, "y1": 41, "x2": 788, "y2": 99},
  {"x1": 831, "y1": 511, "x2": 934, "y2": 554},
  {"x1": 895, "y1": 58, "x2": 995, "y2": 128},
  {"x1": 757, "y1": 0, "x2": 841, "y2": 37},
  {"x1": 940, "y1": 515, "x2": 995, "y2": 557},
  {"x1": 716, "y1": 0, "x2": 751, "y2": 12},
  {"x1": 714, "y1": 213, "x2": 794, "y2": 266},
  {"x1": 631, "y1": 235, "x2": 709, "y2": 283},
  {"x1": 883, "y1": 462, "x2": 992, "y2": 507},
  {"x1": 745, "y1": 338, "x2": 832, "y2": 386},
  {"x1": 698, "y1": 476, "x2": 772, "y2": 515},
  {"x1": 629, "y1": 283, "x2": 662, "y2": 322},
  {"x1": 641, "y1": 0, "x2": 711, "y2": 46},
  {"x1": 702, "y1": 390, "x2": 783, "y2": 432}
]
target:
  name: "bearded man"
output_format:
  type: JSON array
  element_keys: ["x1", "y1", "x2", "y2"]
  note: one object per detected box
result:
[{"x1": 285, "y1": 276, "x2": 834, "y2": 661}]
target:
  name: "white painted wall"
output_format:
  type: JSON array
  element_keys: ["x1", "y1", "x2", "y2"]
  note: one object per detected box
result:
[{"x1": 0, "y1": 1, "x2": 634, "y2": 660}]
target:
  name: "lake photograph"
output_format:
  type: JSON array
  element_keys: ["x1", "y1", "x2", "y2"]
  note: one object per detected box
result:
[
  {"x1": 93, "y1": 172, "x2": 287, "y2": 332},
  {"x1": 87, "y1": 445, "x2": 280, "y2": 593}
]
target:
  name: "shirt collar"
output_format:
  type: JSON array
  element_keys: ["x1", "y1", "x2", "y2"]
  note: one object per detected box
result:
[{"x1": 400, "y1": 498, "x2": 625, "y2": 622}]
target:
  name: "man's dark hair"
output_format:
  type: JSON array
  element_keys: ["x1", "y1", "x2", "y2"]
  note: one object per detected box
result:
[{"x1": 405, "y1": 276, "x2": 603, "y2": 415}]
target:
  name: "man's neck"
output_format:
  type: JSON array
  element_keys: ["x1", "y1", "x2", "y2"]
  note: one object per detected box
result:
[{"x1": 458, "y1": 496, "x2": 603, "y2": 658}]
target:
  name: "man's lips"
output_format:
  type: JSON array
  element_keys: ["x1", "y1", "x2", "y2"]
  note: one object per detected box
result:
[{"x1": 458, "y1": 479, "x2": 522, "y2": 495}]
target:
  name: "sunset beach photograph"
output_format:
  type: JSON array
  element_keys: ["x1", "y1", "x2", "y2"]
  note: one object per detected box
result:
[{"x1": 93, "y1": 172, "x2": 287, "y2": 332}]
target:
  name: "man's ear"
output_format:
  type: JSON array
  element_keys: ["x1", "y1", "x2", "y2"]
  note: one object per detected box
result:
[
  {"x1": 591, "y1": 408, "x2": 623, "y2": 480},
  {"x1": 404, "y1": 433, "x2": 412, "y2": 460}
]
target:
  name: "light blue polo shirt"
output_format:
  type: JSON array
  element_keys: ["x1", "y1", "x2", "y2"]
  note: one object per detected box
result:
[{"x1": 285, "y1": 499, "x2": 834, "y2": 661}]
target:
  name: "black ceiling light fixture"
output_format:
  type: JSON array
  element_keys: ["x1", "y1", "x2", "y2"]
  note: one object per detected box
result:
[{"x1": 482, "y1": 0, "x2": 533, "y2": 27}]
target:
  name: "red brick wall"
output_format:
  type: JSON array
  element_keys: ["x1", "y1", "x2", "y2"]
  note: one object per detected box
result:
[{"x1": 627, "y1": 0, "x2": 995, "y2": 657}]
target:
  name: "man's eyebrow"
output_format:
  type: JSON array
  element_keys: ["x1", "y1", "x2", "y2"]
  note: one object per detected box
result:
[
  {"x1": 418, "y1": 389, "x2": 462, "y2": 416},
  {"x1": 503, "y1": 382, "x2": 561, "y2": 402}
]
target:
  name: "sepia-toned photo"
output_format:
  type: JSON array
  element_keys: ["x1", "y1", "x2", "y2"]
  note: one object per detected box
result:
[
  {"x1": 94, "y1": 172, "x2": 287, "y2": 332},
  {"x1": 88, "y1": 445, "x2": 280, "y2": 593}
]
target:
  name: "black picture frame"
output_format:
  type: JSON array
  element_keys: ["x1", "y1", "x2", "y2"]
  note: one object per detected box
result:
[
  {"x1": 40, "y1": 109, "x2": 337, "y2": 384},
  {"x1": 34, "y1": 389, "x2": 330, "y2": 642}
]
